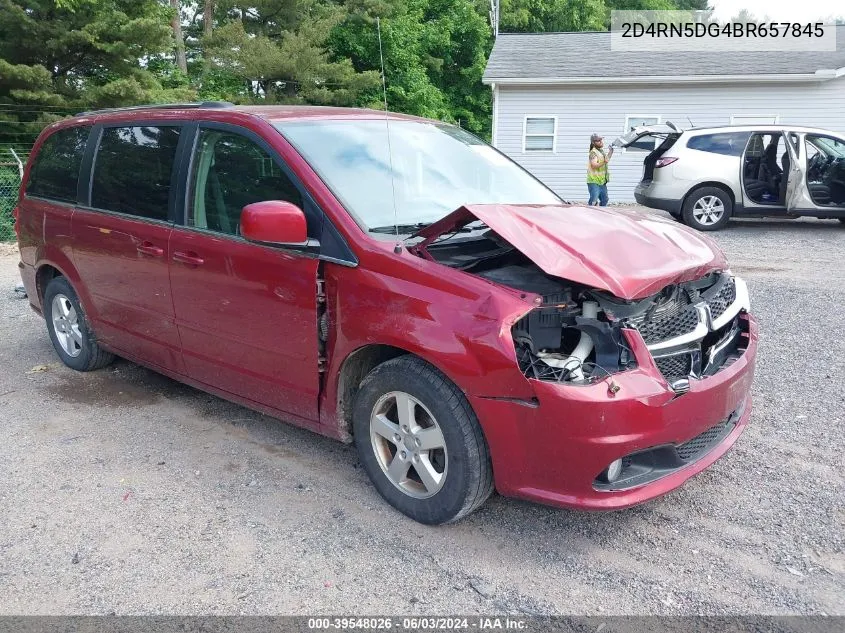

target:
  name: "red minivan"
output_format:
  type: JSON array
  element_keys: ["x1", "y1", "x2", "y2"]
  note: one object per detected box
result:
[{"x1": 16, "y1": 103, "x2": 757, "y2": 524}]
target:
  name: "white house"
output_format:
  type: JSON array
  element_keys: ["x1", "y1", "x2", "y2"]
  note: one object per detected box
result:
[{"x1": 483, "y1": 27, "x2": 845, "y2": 203}]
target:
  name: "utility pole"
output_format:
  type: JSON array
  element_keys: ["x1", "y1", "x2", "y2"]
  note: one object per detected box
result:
[{"x1": 489, "y1": 0, "x2": 499, "y2": 38}]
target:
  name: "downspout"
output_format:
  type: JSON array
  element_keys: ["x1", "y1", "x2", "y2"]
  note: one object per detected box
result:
[{"x1": 491, "y1": 82, "x2": 499, "y2": 148}]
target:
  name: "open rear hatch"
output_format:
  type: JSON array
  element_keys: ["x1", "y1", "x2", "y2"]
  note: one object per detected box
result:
[{"x1": 613, "y1": 123, "x2": 683, "y2": 183}]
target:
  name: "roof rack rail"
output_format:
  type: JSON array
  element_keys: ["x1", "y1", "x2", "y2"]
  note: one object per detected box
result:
[{"x1": 76, "y1": 101, "x2": 234, "y2": 116}]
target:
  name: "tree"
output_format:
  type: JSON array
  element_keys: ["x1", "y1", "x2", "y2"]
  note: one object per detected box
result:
[
  {"x1": 675, "y1": 0, "x2": 709, "y2": 9},
  {"x1": 0, "y1": 0, "x2": 194, "y2": 151},
  {"x1": 499, "y1": 0, "x2": 606, "y2": 32},
  {"x1": 171, "y1": 0, "x2": 189, "y2": 74},
  {"x1": 329, "y1": 0, "x2": 493, "y2": 135},
  {"x1": 201, "y1": 0, "x2": 381, "y2": 105},
  {"x1": 203, "y1": 0, "x2": 215, "y2": 37}
]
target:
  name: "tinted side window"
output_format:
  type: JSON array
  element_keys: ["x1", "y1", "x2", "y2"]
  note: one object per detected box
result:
[
  {"x1": 189, "y1": 129, "x2": 303, "y2": 236},
  {"x1": 26, "y1": 126, "x2": 89, "y2": 203},
  {"x1": 686, "y1": 132, "x2": 751, "y2": 156},
  {"x1": 91, "y1": 126, "x2": 181, "y2": 220}
]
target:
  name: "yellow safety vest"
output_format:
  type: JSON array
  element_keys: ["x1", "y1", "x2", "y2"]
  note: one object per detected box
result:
[{"x1": 587, "y1": 148, "x2": 609, "y2": 185}]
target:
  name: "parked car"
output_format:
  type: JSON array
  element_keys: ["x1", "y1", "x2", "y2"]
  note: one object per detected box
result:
[
  {"x1": 615, "y1": 123, "x2": 845, "y2": 231},
  {"x1": 15, "y1": 103, "x2": 757, "y2": 524}
]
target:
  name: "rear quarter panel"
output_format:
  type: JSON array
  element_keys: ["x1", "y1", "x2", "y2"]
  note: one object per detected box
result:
[
  {"x1": 17, "y1": 198, "x2": 85, "y2": 314},
  {"x1": 671, "y1": 146, "x2": 742, "y2": 202}
]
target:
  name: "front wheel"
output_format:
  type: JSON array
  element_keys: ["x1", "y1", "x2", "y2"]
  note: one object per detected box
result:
[
  {"x1": 682, "y1": 186, "x2": 732, "y2": 231},
  {"x1": 352, "y1": 356, "x2": 494, "y2": 524}
]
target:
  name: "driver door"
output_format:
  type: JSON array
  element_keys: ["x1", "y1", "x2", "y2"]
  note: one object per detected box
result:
[
  {"x1": 168, "y1": 124, "x2": 321, "y2": 422},
  {"x1": 784, "y1": 132, "x2": 814, "y2": 211}
]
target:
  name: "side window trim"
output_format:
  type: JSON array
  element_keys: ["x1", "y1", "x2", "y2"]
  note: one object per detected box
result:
[
  {"x1": 79, "y1": 125, "x2": 102, "y2": 206},
  {"x1": 173, "y1": 122, "x2": 199, "y2": 227},
  {"x1": 86, "y1": 120, "x2": 189, "y2": 223},
  {"x1": 182, "y1": 121, "x2": 357, "y2": 266}
]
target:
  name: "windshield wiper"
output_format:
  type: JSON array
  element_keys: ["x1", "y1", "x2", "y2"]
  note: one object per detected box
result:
[{"x1": 368, "y1": 223, "x2": 431, "y2": 235}]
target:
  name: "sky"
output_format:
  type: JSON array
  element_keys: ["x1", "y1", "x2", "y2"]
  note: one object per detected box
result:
[{"x1": 710, "y1": 0, "x2": 844, "y2": 22}]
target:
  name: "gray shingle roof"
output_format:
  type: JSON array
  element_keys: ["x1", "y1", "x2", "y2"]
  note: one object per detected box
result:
[{"x1": 483, "y1": 26, "x2": 845, "y2": 81}]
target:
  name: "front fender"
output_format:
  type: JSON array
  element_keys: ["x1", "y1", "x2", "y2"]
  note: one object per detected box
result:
[{"x1": 320, "y1": 264, "x2": 537, "y2": 435}]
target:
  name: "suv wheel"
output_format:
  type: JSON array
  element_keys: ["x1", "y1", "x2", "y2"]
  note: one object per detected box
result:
[
  {"x1": 43, "y1": 277, "x2": 115, "y2": 371},
  {"x1": 682, "y1": 187, "x2": 732, "y2": 231},
  {"x1": 352, "y1": 355, "x2": 494, "y2": 524}
]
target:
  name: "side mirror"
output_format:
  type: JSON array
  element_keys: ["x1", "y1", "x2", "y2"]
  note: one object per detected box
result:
[{"x1": 240, "y1": 200, "x2": 308, "y2": 246}]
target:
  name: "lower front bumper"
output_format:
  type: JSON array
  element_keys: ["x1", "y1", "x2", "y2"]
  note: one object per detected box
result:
[{"x1": 471, "y1": 315, "x2": 758, "y2": 511}]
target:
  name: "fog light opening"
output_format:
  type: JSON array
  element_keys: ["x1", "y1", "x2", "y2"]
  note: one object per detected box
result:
[{"x1": 603, "y1": 458, "x2": 623, "y2": 483}]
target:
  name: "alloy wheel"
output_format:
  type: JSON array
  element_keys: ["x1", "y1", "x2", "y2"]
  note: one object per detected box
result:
[
  {"x1": 369, "y1": 391, "x2": 448, "y2": 499},
  {"x1": 692, "y1": 195, "x2": 725, "y2": 226},
  {"x1": 51, "y1": 293, "x2": 83, "y2": 358}
]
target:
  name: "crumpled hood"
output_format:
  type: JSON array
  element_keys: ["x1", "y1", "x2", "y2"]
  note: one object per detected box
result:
[{"x1": 411, "y1": 204, "x2": 728, "y2": 300}]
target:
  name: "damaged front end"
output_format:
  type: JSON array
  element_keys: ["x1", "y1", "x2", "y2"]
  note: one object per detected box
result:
[
  {"x1": 409, "y1": 204, "x2": 750, "y2": 393},
  {"x1": 504, "y1": 268, "x2": 750, "y2": 391}
]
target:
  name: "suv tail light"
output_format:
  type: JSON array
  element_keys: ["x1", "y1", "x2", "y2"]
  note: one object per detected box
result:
[{"x1": 655, "y1": 157, "x2": 678, "y2": 168}]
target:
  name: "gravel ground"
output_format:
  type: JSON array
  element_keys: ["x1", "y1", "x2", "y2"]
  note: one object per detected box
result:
[{"x1": 0, "y1": 215, "x2": 843, "y2": 616}]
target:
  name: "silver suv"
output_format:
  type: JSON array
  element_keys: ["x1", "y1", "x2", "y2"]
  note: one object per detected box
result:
[{"x1": 614, "y1": 124, "x2": 845, "y2": 231}]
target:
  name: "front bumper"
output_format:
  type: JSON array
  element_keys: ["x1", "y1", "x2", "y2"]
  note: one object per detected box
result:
[{"x1": 472, "y1": 314, "x2": 758, "y2": 510}]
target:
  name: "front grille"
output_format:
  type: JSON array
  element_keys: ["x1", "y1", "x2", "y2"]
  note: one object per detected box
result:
[
  {"x1": 707, "y1": 277, "x2": 736, "y2": 321},
  {"x1": 676, "y1": 417, "x2": 736, "y2": 461},
  {"x1": 654, "y1": 354, "x2": 691, "y2": 381},
  {"x1": 631, "y1": 275, "x2": 738, "y2": 346},
  {"x1": 637, "y1": 305, "x2": 700, "y2": 344}
]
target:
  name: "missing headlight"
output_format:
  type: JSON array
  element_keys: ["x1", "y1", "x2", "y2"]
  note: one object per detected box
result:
[{"x1": 513, "y1": 298, "x2": 635, "y2": 384}]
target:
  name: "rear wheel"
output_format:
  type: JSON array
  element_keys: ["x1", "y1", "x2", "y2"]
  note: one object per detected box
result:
[
  {"x1": 43, "y1": 277, "x2": 114, "y2": 371},
  {"x1": 682, "y1": 186, "x2": 732, "y2": 231},
  {"x1": 352, "y1": 355, "x2": 494, "y2": 524}
]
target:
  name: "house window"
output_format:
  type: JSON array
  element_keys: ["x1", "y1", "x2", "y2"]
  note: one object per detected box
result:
[
  {"x1": 624, "y1": 115, "x2": 660, "y2": 152},
  {"x1": 730, "y1": 114, "x2": 780, "y2": 125},
  {"x1": 523, "y1": 117, "x2": 556, "y2": 152}
]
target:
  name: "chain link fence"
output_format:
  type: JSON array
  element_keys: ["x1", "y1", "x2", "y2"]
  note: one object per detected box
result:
[{"x1": 0, "y1": 149, "x2": 24, "y2": 242}]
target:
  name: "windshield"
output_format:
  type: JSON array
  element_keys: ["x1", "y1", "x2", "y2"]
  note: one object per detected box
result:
[
  {"x1": 275, "y1": 120, "x2": 560, "y2": 233},
  {"x1": 809, "y1": 135, "x2": 845, "y2": 159}
]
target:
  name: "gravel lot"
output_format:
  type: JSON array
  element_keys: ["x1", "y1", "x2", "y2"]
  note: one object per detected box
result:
[{"x1": 0, "y1": 214, "x2": 843, "y2": 616}]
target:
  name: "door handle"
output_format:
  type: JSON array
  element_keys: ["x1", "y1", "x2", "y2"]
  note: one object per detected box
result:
[
  {"x1": 137, "y1": 242, "x2": 164, "y2": 257},
  {"x1": 172, "y1": 250, "x2": 205, "y2": 266}
]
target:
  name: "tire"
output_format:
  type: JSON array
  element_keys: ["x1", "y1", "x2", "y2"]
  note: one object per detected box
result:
[
  {"x1": 43, "y1": 276, "x2": 115, "y2": 372},
  {"x1": 352, "y1": 355, "x2": 494, "y2": 524},
  {"x1": 682, "y1": 186, "x2": 732, "y2": 231}
]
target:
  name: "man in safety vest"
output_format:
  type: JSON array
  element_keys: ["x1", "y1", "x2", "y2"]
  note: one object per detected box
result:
[{"x1": 587, "y1": 132, "x2": 613, "y2": 206}]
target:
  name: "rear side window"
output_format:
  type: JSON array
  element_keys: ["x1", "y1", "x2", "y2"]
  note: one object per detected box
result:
[
  {"x1": 686, "y1": 132, "x2": 751, "y2": 156},
  {"x1": 91, "y1": 126, "x2": 181, "y2": 221},
  {"x1": 26, "y1": 126, "x2": 89, "y2": 203}
]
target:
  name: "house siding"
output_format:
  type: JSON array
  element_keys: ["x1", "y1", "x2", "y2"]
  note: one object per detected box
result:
[{"x1": 494, "y1": 78, "x2": 845, "y2": 203}]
